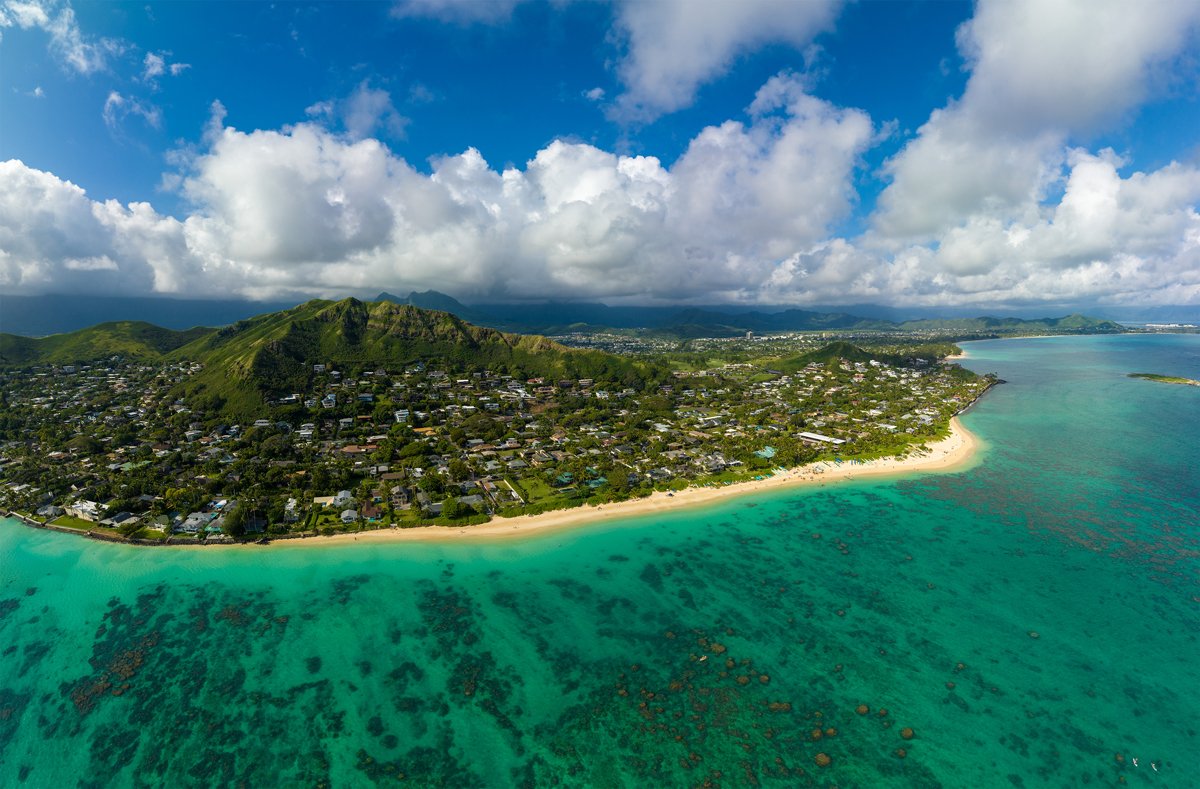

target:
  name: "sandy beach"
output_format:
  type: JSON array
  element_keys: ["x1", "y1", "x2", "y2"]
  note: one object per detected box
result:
[
  {"x1": 4, "y1": 418, "x2": 982, "y2": 549},
  {"x1": 264, "y1": 416, "x2": 981, "y2": 548}
]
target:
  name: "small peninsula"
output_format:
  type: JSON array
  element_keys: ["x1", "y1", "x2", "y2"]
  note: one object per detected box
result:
[{"x1": 1128, "y1": 373, "x2": 1200, "y2": 387}]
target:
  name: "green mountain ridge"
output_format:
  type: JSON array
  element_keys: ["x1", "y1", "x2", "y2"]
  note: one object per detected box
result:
[{"x1": 168, "y1": 299, "x2": 666, "y2": 418}]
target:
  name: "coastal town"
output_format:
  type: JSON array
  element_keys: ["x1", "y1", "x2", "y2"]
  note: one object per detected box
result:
[{"x1": 0, "y1": 339, "x2": 993, "y2": 544}]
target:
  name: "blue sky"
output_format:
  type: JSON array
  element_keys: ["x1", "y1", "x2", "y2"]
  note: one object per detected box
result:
[{"x1": 2, "y1": 0, "x2": 1199, "y2": 310}]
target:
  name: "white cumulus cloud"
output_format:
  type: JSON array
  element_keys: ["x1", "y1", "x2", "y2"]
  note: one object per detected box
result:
[
  {"x1": 6, "y1": 59, "x2": 1199, "y2": 310},
  {"x1": 0, "y1": 160, "x2": 175, "y2": 294},
  {"x1": 874, "y1": 0, "x2": 1200, "y2": 244},
  {"x1": 0, "y1": 74, "x2": 878, "y2": 303},
  {"x1": 307, "y1": 81, "x2": 408, "y2": 141},
  {"x1": 835, "y1": 0, "x2": 1200, "y2": 309}
]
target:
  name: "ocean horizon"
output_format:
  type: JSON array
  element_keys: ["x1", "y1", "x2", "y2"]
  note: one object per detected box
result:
[{"x1": 2, "y1": 334, "x2": 1198, "y2": 787}]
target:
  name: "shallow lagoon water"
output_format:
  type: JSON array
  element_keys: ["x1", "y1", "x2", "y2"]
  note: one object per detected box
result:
[{"x1": 2, "y1": 334, "x2": 1198, "y2": 787}]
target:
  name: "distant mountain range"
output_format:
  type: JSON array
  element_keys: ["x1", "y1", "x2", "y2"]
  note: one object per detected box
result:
[
  {"x1": 1, "y1": 290, "x2": 1149, "y2": 338},
  {"x1": 374, "y1": 290, "x2": 1125, "y2": 338},
  {"x1": 377, "y1": 290, "x2": 890, "y2": 335}
]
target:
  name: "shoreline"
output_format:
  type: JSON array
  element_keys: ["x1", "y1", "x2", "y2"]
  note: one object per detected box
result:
[
  {"x1": 7, "y1": 416, "x2": 975, "y2": 550},
  {"x1": 4, "y1": 420, "x2": 983, "y2": 551},
  {"x1": 292, "y1": 416, "x2": 981, "y2": 547}
]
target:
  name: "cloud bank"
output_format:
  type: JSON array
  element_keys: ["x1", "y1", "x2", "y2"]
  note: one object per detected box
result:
[
  {"x1": 0, "y1": 75, "x2": 878, "y2": 302},
  {"x1": 859, "y1": 0, "x2": 1200, "y2": 307}
]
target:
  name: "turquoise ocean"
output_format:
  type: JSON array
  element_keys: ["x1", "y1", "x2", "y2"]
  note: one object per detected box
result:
[{"x1": 2, "y1": 334, "x2": 1198, "y2": 787}]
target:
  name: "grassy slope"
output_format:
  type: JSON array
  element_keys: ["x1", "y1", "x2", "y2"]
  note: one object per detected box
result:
[{"x1": 0, "y1": 322, "x2": 211, "y2": 366}]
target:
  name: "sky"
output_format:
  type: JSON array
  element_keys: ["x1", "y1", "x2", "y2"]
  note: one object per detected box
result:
[{"x1": 1, "y1": 0, "x2": 1199, "y2": 311}]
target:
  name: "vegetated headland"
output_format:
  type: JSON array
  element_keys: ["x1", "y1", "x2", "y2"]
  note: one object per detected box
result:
[{"x1": 0, "y1": 298, "x2": 1118, "y2": 547}]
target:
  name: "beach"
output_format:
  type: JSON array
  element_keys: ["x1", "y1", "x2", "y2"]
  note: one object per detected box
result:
[
  {"x1": 278, "y1": 416, "x2": 980, "y2": 547},
  {"x1": 4, "y1": 418, "x2": 980, "y2": 549}
]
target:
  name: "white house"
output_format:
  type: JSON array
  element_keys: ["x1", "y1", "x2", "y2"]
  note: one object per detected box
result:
[{"x1": 67, "y1": 500, "x2": 102, "y2": 521}]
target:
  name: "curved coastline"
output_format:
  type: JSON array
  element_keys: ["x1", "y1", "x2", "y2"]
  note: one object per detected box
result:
[
  {"x1": 289, "y1": 416, "x2": 981, "y2": 547},
  {"x1": 59, "y1": 416, "x2": 976, "y2": 549},
  {"x1": 4, "y1": 418, "x2": 982, "y2": 550}
]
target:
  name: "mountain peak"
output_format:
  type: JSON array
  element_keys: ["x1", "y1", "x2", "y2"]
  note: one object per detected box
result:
[{"x1": 375, "y1": 290, "x2": 473, "y2": 317}]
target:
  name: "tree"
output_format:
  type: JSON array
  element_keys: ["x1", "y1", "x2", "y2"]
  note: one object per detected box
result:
[
  {"x1": 442, "y1": 497, "x2": 472, "y2": 520},
  {"x1": 369, "y1": 400, "x2": 388, "y2": 422},
  {"x1": 223, "y1": 502, "x2": 247, "y2": 539},
  {"x1": 448, "y1": 459, "x2": 470, "y2": 482},
  {"x1": 398, "y1": 441, "x2": 427, "y2": 460},
  {"x1": 417, "y1": 474, "x2": 444, "y2": 495},
  {"x1": 311, "y1": 466, "x2": 331, "y2": 492},
  {"x1": 259, "y1": 433, "x2": 289, "y2": 459}
]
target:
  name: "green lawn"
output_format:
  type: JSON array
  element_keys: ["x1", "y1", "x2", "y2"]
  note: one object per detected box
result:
[
  {"x1": 50, "y1": 515, "x2": 94, "y2": 530},
  {"x1": 134, "y1": 529, "x2": 170, "y2": 542},
  {"x1": 515, "y1": 475, "x2": 558, "y2": 504}
]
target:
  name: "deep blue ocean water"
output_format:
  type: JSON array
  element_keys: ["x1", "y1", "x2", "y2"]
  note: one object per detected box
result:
[{"x1": 2, "y1": 334, "x2": 1198, "y2": 787}]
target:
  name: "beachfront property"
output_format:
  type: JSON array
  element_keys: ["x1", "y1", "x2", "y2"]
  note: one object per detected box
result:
[
  {"x1": 67, "y1": 500, "x2": 102, "y2": 521},
  {"x1": 0, "y1": 343, "x2": 991, "y2": 540}
]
